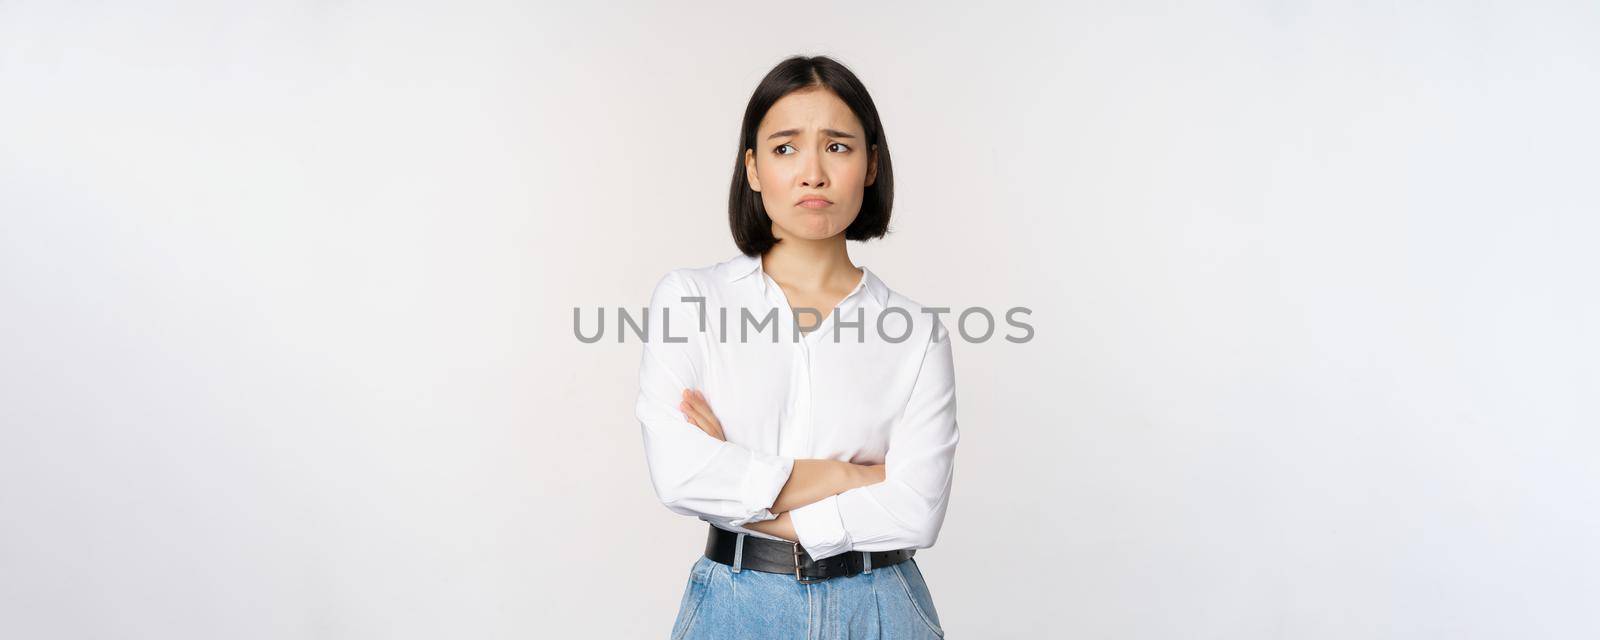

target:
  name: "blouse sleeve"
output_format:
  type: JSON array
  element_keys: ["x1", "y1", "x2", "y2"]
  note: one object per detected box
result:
[
  {"x1": 787, "y1": 319, "x2": 961, "y2": 560},
  {"x1": 636, "y1": 270, "x2": 796, "y2": 528}
]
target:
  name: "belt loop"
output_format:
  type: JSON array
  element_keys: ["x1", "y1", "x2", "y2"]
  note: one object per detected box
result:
[
  {"x1": 862, "y1": 551, "x2": 873, "y2": 574},
  {"x1": 731, "y1": 533, "x2": 745, "y2": 573}
]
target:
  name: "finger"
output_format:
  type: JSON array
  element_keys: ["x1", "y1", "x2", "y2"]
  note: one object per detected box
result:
[
  {"x1": 686, "y1": 392, "x2": 722, "y2": 431},
  {"x1": 694, "y1": 414, "x2": 724, "y2": 441},
  {"x1": 686, "y1": 389, "x2": 710, "y2": 412},
  {"x1": 680, "y1": 390, "x2": 725, "y2": 440},
  {"x1": 692, "y1": 393, "x2": 724, "y2": 429},
  {"x1": 687, "y1": 403, "x2": 723, "y2": 440},
  {"x1": 680, "y1": 400, "x2": 712, "y2": 430},
  {"x1": 679, "y1": 391, "x2": 702, "y2": 420},
  {"x1": 679, "y1": 399, "x2": 704, "y2": 424}
]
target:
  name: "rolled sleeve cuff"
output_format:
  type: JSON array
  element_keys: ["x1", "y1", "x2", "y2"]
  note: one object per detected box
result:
[
  {"x1": 728, "y1": 451, "x2": 794, "y2": 527},
  {"x1": 790, "y1": 493, "x2": 853, "y2": 560}
]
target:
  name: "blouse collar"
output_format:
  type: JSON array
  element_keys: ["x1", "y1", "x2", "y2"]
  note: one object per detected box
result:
[{"x1": 721, "y1": 252, "x2": 889, "y2": 308}]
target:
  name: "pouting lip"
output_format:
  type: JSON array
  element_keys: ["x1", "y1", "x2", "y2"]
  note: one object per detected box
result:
[{"x1": 796, "y1": 196, "x2": 833, "y2": 206}]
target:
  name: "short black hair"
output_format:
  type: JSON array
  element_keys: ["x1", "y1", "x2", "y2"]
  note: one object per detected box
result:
[{"x1": 728, "y1": 55, "x2": 894, "y2": 256}]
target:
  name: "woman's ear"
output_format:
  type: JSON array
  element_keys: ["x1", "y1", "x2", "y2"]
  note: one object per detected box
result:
[
  {"x1": 865, "y1": 144, "x2": 879, "y2": 187},
  {"x1": 744, "y1": 148, "x2": 761, "y2": 192}
]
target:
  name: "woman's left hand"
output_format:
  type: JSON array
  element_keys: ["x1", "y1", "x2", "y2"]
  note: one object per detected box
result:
[{"x1": 680, "y1": 389, "x2": 726, "y2": 441}]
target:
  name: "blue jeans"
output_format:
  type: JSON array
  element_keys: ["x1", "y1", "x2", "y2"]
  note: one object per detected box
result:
[{"x1": 670, "y1": 551, "x2": 946, "y2": 639}]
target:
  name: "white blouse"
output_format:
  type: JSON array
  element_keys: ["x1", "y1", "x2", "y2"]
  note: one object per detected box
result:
[{"x1": 635, "y1": 251, "x2": 960, "y2": 561}]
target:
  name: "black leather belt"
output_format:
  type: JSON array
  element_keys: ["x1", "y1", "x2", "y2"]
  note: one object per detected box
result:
[{"x1": 703, "y1": 523, "x2": 914, "y2": 583}]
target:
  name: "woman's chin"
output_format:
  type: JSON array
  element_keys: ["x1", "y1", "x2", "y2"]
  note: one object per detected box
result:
[
  {"x1": 775, "y1": 214, "x2": 854, "y2": 241},
  {"x1": 779, "y1": 229, "x2": 839, "y2": 242}
]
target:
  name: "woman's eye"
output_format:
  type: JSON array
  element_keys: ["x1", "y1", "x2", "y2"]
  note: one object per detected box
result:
[
  {"x1": 774, "y1": 144, "x2": 795, "y2": 155},
  {"x1": 828, "y1": 142, "x2": 851, "y2": 153}
]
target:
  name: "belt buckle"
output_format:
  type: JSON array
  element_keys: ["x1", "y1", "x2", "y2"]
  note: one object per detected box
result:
[{"x1": 792, "y1": 542, "x2": 825, "y2": 584}]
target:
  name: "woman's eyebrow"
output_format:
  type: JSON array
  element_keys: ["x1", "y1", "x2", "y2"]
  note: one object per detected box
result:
[{"x1": 765, "y1": 128, "x2": 859, "y2": 140}]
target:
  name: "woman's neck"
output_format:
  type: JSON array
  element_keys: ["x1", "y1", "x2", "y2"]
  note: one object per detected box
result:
[{"x1": 761, "y1": 234, "x2": 860, "y2": 293}]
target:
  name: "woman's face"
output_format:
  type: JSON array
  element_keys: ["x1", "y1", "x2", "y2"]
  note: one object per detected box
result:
[{"x1": 745, "y1": 87, "x2": 878, "y2": 243}]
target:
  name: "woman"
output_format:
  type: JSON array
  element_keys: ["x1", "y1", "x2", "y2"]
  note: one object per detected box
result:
[{"x1": 636, "y1": 55, "x2": 958, "y2": 639}]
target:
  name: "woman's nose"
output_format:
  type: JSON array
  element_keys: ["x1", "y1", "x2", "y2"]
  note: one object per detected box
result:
[{"x1": 800, "y1": 156, "x2": 827, "y2": 187}]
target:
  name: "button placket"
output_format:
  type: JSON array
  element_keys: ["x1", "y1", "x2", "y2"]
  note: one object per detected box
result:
[
  {"x1": 759, "y1": 268, "x2": 860, "y2": 456},
  {"x1": 794, "y1": 338, "x2": 813, "y2": 452},
  {"x1": 763, "y1": 272, "x2": 811, "y2": 457},
  {"x1": 778, "y1": 337, "x2": 808, "y2": 456}
]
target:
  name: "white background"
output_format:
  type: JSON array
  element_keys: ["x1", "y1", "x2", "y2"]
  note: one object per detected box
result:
[{"x1": 2, "y1": 1, "x2": 1596, "y2": 638}]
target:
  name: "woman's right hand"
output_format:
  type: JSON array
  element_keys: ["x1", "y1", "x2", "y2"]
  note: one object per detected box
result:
[{"x1": 857, "y1": 462, "x2": 887, "y2": 486}]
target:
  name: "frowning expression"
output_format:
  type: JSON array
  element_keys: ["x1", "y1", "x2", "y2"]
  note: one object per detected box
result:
[{"x1": 744, "y1": 86, "x2": 879, "y2": 241}]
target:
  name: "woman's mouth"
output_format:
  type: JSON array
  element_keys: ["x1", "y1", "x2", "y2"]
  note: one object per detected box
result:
[{"x1": 797, "y1": 197, "x2": 833, "y2": 209}]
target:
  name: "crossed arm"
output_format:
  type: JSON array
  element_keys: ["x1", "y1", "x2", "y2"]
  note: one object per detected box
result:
[
  {"x1": 640, "y1": 272, "x2": 955, "y2": 560},
  {"x1": 677, "y1": 388, "x2": 885, "y2": 541}
]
